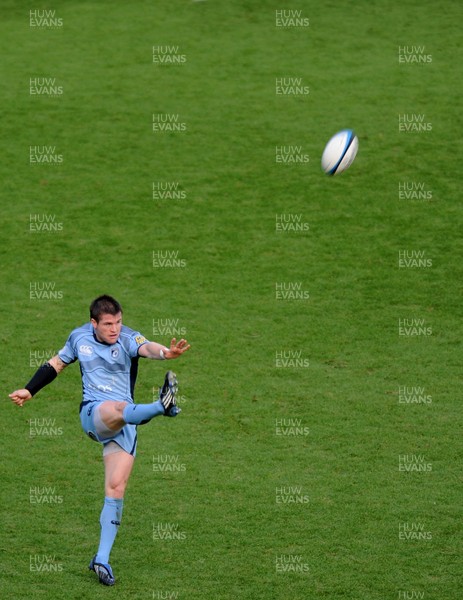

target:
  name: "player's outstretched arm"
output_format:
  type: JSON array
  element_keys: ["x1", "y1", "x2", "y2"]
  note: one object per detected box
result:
[
  {"x1": 139, "y1": 338, "x2": 191, "y2": 360},
  {"x1": 9, "y1": 355, "x2": 68, "y2": 407}
]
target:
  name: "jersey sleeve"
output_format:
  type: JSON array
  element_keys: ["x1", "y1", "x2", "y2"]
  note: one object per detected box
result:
[
  {"x1": 58, "y1": 334, "x2": 77, "y2": 364},
  {"x1": 129, "y1": 331, "x2": 150, "y2": 357}
]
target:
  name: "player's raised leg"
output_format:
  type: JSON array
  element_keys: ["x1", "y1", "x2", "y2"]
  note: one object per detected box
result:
[
  {"x1": 122, "y1": 370, "x2": 180, "y2": 423},
  {"x1": 92, "y1": 372, "x2": 180, "y2": 439}
]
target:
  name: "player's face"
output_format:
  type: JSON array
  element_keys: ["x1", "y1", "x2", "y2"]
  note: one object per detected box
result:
[{"x1": 91, "y1": 312, "x2": 122, "y2": 345}]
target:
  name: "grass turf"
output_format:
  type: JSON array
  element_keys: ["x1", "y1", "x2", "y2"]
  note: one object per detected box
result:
[{"x1": 0, "y1": 1, "x2": 462, "y2": 598}]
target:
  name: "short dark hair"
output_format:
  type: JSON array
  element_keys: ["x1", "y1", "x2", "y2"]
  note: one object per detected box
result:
[{"x1": 90, "y1": 295, "x2": 123, "y2": 322}]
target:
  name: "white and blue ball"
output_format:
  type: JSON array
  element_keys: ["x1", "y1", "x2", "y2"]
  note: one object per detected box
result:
[{"x1": 321, "y1": 129, "x2": 358, "y2": 175}]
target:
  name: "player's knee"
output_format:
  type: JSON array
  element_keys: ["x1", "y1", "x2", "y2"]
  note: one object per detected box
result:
[
  {"x1": 98, "y1": 401, "x2": 127, "y2": 432},
  {"x1": 107, "y1": 469, "x2": 130, "y2": 497},
  {"x1": 115, "y1": 402, "x2": 127, "y2": 415},
  {"x1": 106, "y1": 478, "x2": 127, "y2": 498}
]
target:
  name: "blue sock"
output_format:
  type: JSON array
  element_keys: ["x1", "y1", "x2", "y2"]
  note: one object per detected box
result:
[
  {"x1": 122, "y1": 400, "x2": 164, "y2": 425},
  {"x1": 96, "y1": 497, "x2": 124, "y2": 564}
]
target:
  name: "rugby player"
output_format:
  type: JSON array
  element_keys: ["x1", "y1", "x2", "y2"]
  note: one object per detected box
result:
[{"x1": 9, "y1": 294, "x2": 190, "y2": 586}]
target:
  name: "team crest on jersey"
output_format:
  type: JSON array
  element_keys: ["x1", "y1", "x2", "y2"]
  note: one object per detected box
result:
[
  {"x1": 79, "y1": 344, "x2": 93, "y2": 355},
  {"x1": 111, "y1": 348, "x2": 119, "y2": 359},
  {"x1": 135, "y1": 335, "x2": 147, "y2": 345}
]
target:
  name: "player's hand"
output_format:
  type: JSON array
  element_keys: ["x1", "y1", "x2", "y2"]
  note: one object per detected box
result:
[
  {"x1": 9, "y1": 389, "x2": 32, "y2": 407},
  {"x1": 165, "y1": 338, "x2": 190, "y2": 359}
]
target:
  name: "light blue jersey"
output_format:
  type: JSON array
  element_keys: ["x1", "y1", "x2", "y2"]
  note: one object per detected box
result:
[
  {"x1": 58, "y1": 322, "x2": 151, "y2": 456},
  {"x1": 58, "y1": 322, "x2": 150, "y2": 405}
]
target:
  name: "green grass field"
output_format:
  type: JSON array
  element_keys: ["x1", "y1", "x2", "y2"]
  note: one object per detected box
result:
[{"x1": 1, "y1": 1, "x2": 462, "y2": 598}]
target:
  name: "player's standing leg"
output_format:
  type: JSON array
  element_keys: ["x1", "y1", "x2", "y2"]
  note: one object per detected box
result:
[
  {"x1": 88, "y1": 371, "x2": 179, "y2": 585},
  {"x1": 89, "y1": 450, "x2": 134, "y2": 586}
]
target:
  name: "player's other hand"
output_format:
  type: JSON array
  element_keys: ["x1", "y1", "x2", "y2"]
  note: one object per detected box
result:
[
  {"x1": 165, "y1": 338, "x2": 191, "y2": 359},
  {"x1": 9, "y1": 389, "x2": 32, "y2": 407}
]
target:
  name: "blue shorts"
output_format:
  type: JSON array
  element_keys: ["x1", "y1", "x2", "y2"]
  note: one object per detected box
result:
[{"x1": 80, "y1": 401, "x2": 138, "y2": 457}]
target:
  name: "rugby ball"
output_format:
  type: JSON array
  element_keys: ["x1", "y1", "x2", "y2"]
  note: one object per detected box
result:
[{"x1": 321, "y1": 129, "x2": 358, "y2": 175}]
